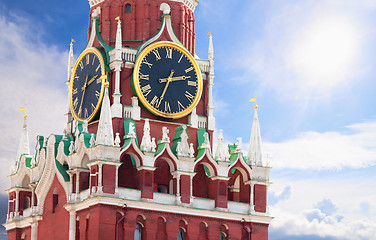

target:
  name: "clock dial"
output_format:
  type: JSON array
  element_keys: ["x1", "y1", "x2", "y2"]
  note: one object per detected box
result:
[
  {"x1": 133, "y1": 41, "x2": 202, "y2": 119},
  {"x1": 69, "y1": 48, "x2": 105, "y2": 122}
]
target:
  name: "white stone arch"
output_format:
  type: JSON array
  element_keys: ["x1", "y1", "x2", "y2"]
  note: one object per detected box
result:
[
  {"x1": 35, "y1": 135, "x2": 69, "y2": 215},
  {"x1": 193, "y1": 149, "x2": 218, "y2": 177}
]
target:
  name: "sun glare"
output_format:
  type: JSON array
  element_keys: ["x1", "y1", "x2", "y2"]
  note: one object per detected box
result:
[{"x1": 291, "y1": 19, "x2": 359, "y2": 92}]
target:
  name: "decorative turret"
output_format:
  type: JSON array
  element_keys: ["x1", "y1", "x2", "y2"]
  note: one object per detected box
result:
[
  {"x1": 96, "y1": 82, "x2": 114, "y2": 146},
  {"x1": 248, "y1": 104, "x2": 263, "y2": 166}
]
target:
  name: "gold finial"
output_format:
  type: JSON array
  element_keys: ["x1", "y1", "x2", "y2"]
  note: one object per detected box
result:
[
  {"x1": 104, "y1": 81, "x2": 110, "y2": 87},
  {"x1": 249, "y1": 98, "x2": 256, "y2": 102},
  {"x1": 24, "y1": 114, "x2": 28, "y2": 119},
  {"x1": 207, "y1": 32, "x2": 212, "y2": 37},
  {"x1": 254, "y1": 104, "x2": 258, "y2": 110},
  {"x1": 115, "y1": 16, "x2": 120, "y2": 22},
  {"x1": 71, "y1": 39, "x2": 76, "y2": 43}
]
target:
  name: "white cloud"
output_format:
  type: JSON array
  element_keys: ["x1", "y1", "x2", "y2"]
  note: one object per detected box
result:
[
  {"x1": 270, "y1": 206, "x2": 376, "y2": 240},
  {"x1": 263, "y1": 121, "x2": 376, "y2": 170},
  {"x1": 0, "y1": 16, "x2": 67, "y2": 193}
]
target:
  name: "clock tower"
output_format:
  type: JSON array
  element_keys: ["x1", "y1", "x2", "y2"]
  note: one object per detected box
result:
[{"x1": 4, "y1": 0, "x2": 272, "y2": 239}]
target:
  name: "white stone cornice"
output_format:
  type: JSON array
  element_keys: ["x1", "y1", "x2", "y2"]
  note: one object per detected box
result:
[{"x1": 3, "y1": 215, "x2": 42, "y2": 230}]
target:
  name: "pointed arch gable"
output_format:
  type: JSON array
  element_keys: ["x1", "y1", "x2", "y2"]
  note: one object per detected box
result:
[
  {"x1": 228, "y1": 154, "x2": 251, "y2": 182},
  {"x1": 154, "y1": 143, "x2": 178, "y2": 172},
  {"x1": 194, "y1": 149, "x2": 218, "y2": 177},
  {"x1": 120, "y1": 138, "x2": 144, "y2": 167}
]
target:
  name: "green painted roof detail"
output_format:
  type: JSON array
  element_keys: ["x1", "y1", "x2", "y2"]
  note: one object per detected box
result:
[
  {"x1": 231, "y1": 168, "x2": 237, "y2": 174},
  {"x1": 123, "y1": 119, "x2": 138, "y2": 146},
  {"x1": 121, "y1": 138, "x2": 132, "y2": 149},
  {"x1": 195, "y1": 148, "x2": 205, "y2": 160},
  {"x1": 230, "y1": 152, "x2": 239, "y2": 164},
  {"x1": 171, "y1": 125, "x2": 189, "y2": 156},
  {"x1": 55, "y1": 159, "x2": 69, "y2": 181},
  {"x1": 82, "y1": 132, "x2": 93, "y2": 148},
  {"x1": 229, "y1": 143, "x2": 238, "y2": 154},
  {"x1": 156, "y1": 142, "x2": 166, "y2": 156},
  {"x1": 203, "y1": 165, "x2": 211, "y2": 177},
  {"x1": 25, "y1": 156, "x2": 33, "y2": 168},
  {"x1": 36, "y1": 135, "x2": 44, "y2": 153},
  {"x1": 92, "y1": 17, "x2": 113, "y2": 63},
  {"x1": 196, "y1": 129, "x2": 208, "y2": 150},
  {"x1": 62, "y1": 135, "x2": 73, "y2": 156}
]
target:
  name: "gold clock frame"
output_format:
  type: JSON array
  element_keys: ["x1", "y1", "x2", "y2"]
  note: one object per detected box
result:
[
  {"x1": 69, "y1": 47, "x2": 106, "y2": 122},
  {"x1": 133, "y1": 41, "x2": 203, "y2": 119}
]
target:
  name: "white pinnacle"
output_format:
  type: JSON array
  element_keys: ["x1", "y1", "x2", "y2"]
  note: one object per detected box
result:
[
  {"x1": 17, "y1": 115, "x2": 30, "y2": 159},
  {"x1": 96, "y1": 84, "x2": 114, "y2": 146},
  {"x1": 215, "y1": 129, "x2": 227, "y2": 161},
  {"x1": 140, "y1": 119, "x2": 152, "y2": 151},
  {"x1": 248, "y1": 105, "x2": 263, "y2": 166}
]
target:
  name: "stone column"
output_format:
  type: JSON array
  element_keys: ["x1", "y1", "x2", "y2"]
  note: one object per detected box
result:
[
  {"x1": 98, "y1": 163, "x2": 103, "y2": 194},
  {"x1": 31, "y1": 222, "x2": 38, "y2": 240},
  {"x1": 69, "y1": 210, "x2": 76, "y2": 240},
  {"x1": 15, "y1": 190, "x2": 19, "y2": 217}
]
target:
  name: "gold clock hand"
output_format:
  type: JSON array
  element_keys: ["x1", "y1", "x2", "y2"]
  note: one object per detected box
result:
[
  {"x1": 86, "y1": 75, "x2": 98, "y2": 86},
  {"x1": 158, "y1": 70, "x2": 175, "y2": 108},
  {"x1": 79, "y1": 75, "x2": 89, "y2": 116},
  {"x1": 159, "y1": 75, "x2": 191, "y2": 83}
]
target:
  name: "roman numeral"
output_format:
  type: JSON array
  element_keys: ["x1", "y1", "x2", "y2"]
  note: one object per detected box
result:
[
  {"x1": 178, "y1": 54, "x2": 184, "y2": 63},
  {"x1": 96, "y1": 64, "x2": 101, "y2": 72},
  {"x1": 185, "y1": 67, "x2": 194, "y2": 73},
  {"x1": 152, "y1": 49, "x2": 161, "y2": 61},
  {"x1": 142, "y1": 58, "x2": 153, "y2": 68},
  {"x1": 177, "y1": 101, "x2": 185, "y2": 112},
  {"x1": 95, "y1": 90, "x2": 100, "y2": 99},
  {"x1": 185, "y1": 91, "x2": 194, "y2": 103},
  {"x1": 164, "y1": 101, "x2": 171, "y2": 113},
  {"x1": 150, "y1": 95, "x2": 159, "y2": 107},
  {"x1": 84, "y1": 108, "x2": 88, "y2": 118},
  {"x1": 86, "y1": 55, "x2": 90, "y2": 65},
  {"x1": 166, "y1": 48, "x2": 173, "y2": 59},
  {"x1": 73, "y1": 98, "x2": 78, "y2": 109},
  {"x1": 78, "y1": 106, "x2": 82, "y2": 116},
  {"x1": 92, "y1": 56, "x2": 96, "y2": 65},
  {"x1": 139, "y1": 73, "x2": 149, "y2": 80},
  {"x1": 141, "y1": 84, "x2": 152, "y2": 96},
  {"x1": 79, "y1": 61, "x2": 84, "y2": 70},
  {"x1": 97, "y1": 78, "x2": 102, "y2": 84},
  {"x1": 91, "y1": 103, "x2": 95, "y2": 111},
  {"x1": 188, "y1": 81, "x2": 197, "y2": 86},
  {"x1": 72, "y1": 88, "x2": 78, "y2": 95}
]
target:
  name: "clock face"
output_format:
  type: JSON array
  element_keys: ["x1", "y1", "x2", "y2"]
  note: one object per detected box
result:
[
  {"x1": 133, "y1": 41, "x2": 202, "y2": 119},
  {"x1": 69, "y1": 48, "x2": 106, "y2": 122}
]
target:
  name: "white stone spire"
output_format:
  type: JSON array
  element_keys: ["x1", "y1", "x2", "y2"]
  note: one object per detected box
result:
[
  {"x1": 207, "y1": 33, "x2": 215, "y2": 131},
  {"x1": 96, "y1": 83, "x2": 114, "y2": 146},
  {"x1": 110, "y1": 17, "x2": 123, "y2": 118},
  {"x1": 215, "y1": 129, "x2": 228, "y2": 161},
  {"x1": 17, "y1": 114, "x2": 30, "y2": 159},
  {"x1": 248, "y1": 105, "x2": 263, "y2": 166},
  {"x1": 208, "y1": 33, "x2": 214, "y2": 74},
  {"x1": 66, "y1": 39, "x2": 75, "y2": 135}
]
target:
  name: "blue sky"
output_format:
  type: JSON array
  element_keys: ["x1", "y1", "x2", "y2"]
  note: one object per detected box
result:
[{"x1": 1, "y1": 0, "x2": 376, "y2": 239}]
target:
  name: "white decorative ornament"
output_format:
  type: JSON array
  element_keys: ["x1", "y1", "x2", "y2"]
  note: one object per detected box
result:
[
  {"x1": 114, "y1": 133, "x2": 121, "y2": 147},
  {"x1": 201, "y1": 132, "x2": 211, "y2": 149},
  {"x1": 160, "y1": 3, "x2": 171, "y2": 15},
  {"x1": 151, "y1": 137, "x2": 156, "y2": 152},
  {"x1": 127, "y1": 122, "x2": 136, "y2": 138},
  {"x1": 140, "y1": 119, "x2": 152, "y2": 151},
  {"x1": 189, "y1": 143, "x2": 195, "y2": 158},
  {"x1": 176, "y1": 142, "x2": 183, "y2": 156},
  {"x1": 69, "y1": 141, "x2": 75, "y2": 155},
  {"x1": 82, "y1": 120, "x2": 88, "y2": 133},
  {"x1": 161, "y1": 127, "x2": 170, "y2": 143},
  {"x1": 178, "y1": 125, "x2": 190, "y2": 157},
  {"x1": 92, "y1": 6, "x2": 101, "y2": 18},
  {"x1": 90, "y1": 134, "x2": 96, "y2": 148},
  {"x1": 236, "y1": 137, "x2": 242, "y2": 152}
]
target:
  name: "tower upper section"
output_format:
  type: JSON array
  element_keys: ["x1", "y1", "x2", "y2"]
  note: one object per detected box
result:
[{"x1": 88, "y1": 0, "x2": 198, "y2": 53}]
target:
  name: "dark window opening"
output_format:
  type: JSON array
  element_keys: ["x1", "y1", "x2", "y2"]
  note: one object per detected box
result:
[{"x1": 125, "y1": 4, "x2": 131, "y2": 13}]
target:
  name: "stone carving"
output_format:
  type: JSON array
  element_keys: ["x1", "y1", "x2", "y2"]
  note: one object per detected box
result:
[
  {"x1": 161, "y1": 127, "x2": 170, "y2": 143},
  {"x1": 127, "y1": 122, "x2": 136, "y2": 138},
  {"x1": 114, "y1": 133, "x2": 121, "y2": 147}
]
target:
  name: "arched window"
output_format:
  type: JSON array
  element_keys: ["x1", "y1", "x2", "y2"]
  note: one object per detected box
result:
[
  {"x1": 219, "y1": 232, "x2": 227, "y2": 240},
  {"x1": 134, "y1": 223, "x2": 142, "y2": 240},
  {"x1": 125, "y1": 4, "x2": 131, "y2": 13},
  {"x1": 52, "y1": 188, "x2": 58, "y2": 213},
  {"x1": 24, "y1": 196, "x2": 31, "y2": 209},
  {"x1": 177, "y1": 228, "x2": 185, "y2": 240}
]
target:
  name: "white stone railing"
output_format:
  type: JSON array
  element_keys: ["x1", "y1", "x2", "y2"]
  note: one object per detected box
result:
[
  {"x1": 191, "y1": 197, "x2": 215, "y2": 210},
  {"x1": 198, "y1": 116, "x2": 207, "y2": 129},
  {"x1": 80, "y1": 189, "x2": 90, "y2": 200},
  {"x1": 153, "y1": 192, "x2": 176, "y2": 205},
  {"x1": 121, "y1": 48, "x2": 137, "y2": 62},
  {"x1": 118, "y1": 188, "x2": 141, "y2": 201},
  {"x1": 228, "y1": 201, "x2": 249, "y2": 214},
  {"x1": 196, "y1": 59, "x2": 209, "y2": 73}
]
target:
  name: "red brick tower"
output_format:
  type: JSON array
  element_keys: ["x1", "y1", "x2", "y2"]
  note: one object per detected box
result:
[{"x1": 4, "y1": 0, "x2": 272, "y2": 239}]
